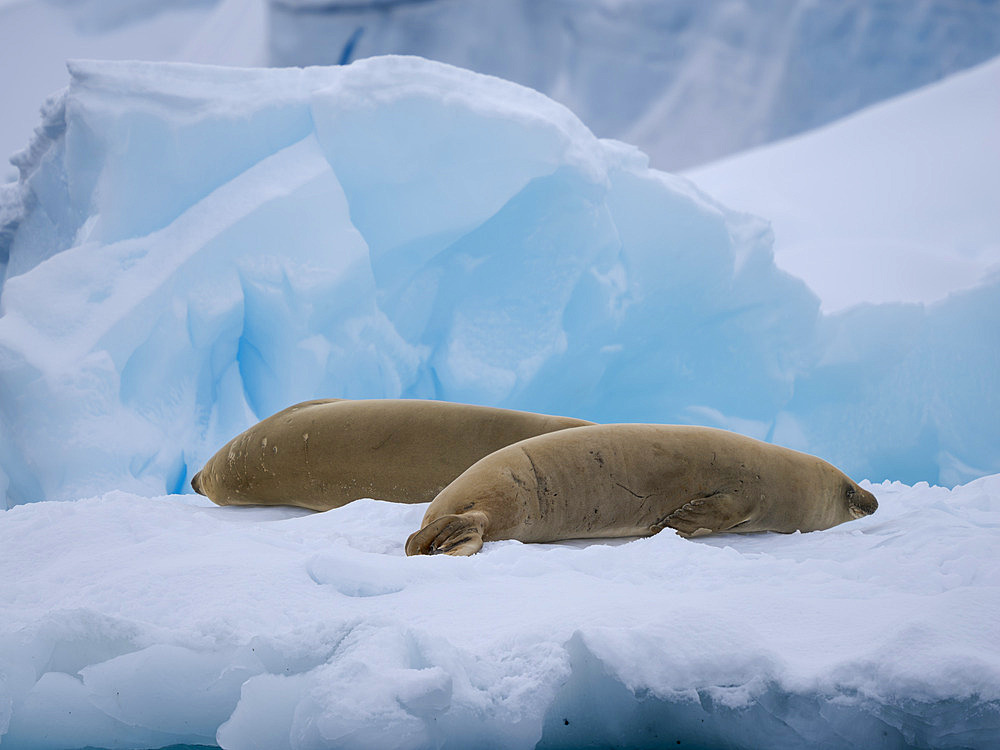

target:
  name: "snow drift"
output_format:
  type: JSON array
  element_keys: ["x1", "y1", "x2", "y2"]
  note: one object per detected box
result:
[
  {"x1": 1, "y1": 56, "x2": 998, "y2": 508},
  {"x1": 1, "y1": 475, "x2": 999, "y2": 749}
]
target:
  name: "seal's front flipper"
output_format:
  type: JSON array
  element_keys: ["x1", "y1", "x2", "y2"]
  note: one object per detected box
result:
[
  {"x1": 655, "y1": 493, "x2": 755, "y2": 538},
  {"x1": 405, "y1": 512, "x2": 488, "y2": 556}
]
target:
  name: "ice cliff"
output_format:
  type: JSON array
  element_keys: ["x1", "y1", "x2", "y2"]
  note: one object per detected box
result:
[{"x1": 0, "y1": 56, "x2": 997, "y2": 508}]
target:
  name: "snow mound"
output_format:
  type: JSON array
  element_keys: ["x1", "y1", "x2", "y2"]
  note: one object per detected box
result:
[
  {"x1": 1, "y1": 475, "x2": 999, "y2": 748},
  {"x1": 0, "y1": 56, "x2": 997, "y2": 507},
  {"x1": 270, "y1": 0, "x2": 1000, "y2": 170}
]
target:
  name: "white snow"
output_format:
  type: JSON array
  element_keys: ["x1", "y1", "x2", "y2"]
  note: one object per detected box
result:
[
  {"x1": 1, "y1": 56, "x2": 998, "y2": 509},
  {"x1": 685, "y1": 54, "x2": 1000, "y2": 314},
  {"x1": 1, "y1": 475, "x2": 998, "y2": 748}
]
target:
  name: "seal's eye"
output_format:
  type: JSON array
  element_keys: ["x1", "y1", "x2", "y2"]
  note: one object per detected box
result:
[{"x1": 845, "y1": 486, "x2": 856, "y2": 500}]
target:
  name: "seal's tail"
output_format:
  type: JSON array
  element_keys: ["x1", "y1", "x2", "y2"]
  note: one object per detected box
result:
[{"x1": 405, "y1": 512, "x2": 488, "y2": 557}]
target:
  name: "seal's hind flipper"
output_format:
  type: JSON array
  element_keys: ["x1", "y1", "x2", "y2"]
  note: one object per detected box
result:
[
  {"x1": 656, "y1": 493, "x2": 754, "y2": 538},
  {"x1": 405, "y1": 512, "x2": 488, "y2": 556}
]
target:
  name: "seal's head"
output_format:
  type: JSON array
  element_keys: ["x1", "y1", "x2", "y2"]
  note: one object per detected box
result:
[
  {"x1": 845, "y1": 481, "x2": 878, "y2": 520},
  {"x1": 779, "y1": 460, "x2": 880, "y2": 533}
]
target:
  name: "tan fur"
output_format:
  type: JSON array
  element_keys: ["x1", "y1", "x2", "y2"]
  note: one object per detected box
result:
[
  {"x1": 406, "y1": 424, "x2": 878, "y2": 556},
  {"x1": 191, "y1": 399, "x2": 592, "y2": 511}
]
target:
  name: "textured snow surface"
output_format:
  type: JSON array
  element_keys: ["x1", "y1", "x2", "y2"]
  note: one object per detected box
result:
[
  {"x1": 1, "y1": 475, "x2": 999, "y2": 749},
  {"x1": 1, "y1": 56, "x2": 998, "y2": 509},
  {"x1": 270, "y1": 0, "x2": 1000, "y2": 169}
]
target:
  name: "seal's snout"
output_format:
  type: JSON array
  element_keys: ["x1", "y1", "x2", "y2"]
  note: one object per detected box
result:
[
  {"x1": 191, "y1": 470, "x2": 205, "y2": 496},
  {"x1": 849, "y1": 486, "x2": 878, "y2": 518}
]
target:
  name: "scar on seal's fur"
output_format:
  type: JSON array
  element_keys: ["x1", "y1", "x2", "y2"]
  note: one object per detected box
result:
[{"x1": 407, "y1": 424, "x2": 878, "y2": 556}]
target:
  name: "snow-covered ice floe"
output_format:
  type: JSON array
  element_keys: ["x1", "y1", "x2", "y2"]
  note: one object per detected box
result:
[
  {"x1": 1, "y1": 474, "x2": 999, "y2": 749},
  {"x1": 0, "y1": 56, "x2": 997, "y2": 509}
]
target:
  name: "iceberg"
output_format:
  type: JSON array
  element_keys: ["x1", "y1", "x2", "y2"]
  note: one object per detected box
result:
[
  {"x1": 8, "y1": 0, "x2": 1000, "y2": 179},
  {"x1": 1, "y1": 55, "x2": 998, "y2": 508},
  {"x1": 270, "y1": 0, "x2": 1000, "y2": 170}
]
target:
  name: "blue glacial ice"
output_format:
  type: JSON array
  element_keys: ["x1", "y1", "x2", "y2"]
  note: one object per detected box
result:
[{"x1": 0, "y1": 56, "x2": 998, "y2": 509}]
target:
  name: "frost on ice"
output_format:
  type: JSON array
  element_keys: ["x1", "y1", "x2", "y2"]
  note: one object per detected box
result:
[{"x1": 0, "y1": 56, "x2": 998, "y2": 508}]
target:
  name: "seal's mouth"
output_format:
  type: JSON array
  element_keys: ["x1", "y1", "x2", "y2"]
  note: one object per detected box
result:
[{"x1": 849, "y1": 488, "x2": 879, "y2": 518}]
